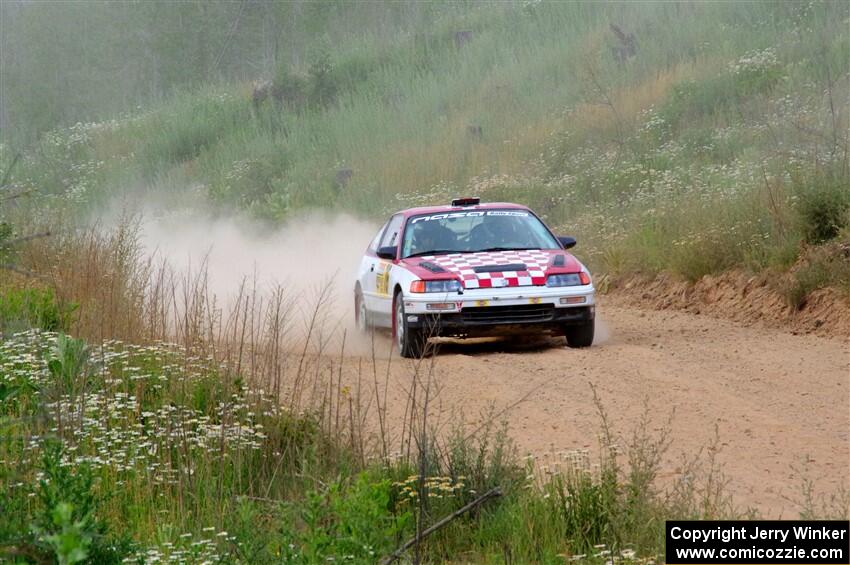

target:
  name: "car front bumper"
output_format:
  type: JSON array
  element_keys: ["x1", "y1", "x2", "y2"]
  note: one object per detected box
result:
[{"x1": 401, "y1": 284, "x2": 595, "y2": 337}]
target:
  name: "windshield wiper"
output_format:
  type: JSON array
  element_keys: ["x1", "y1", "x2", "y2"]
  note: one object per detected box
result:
[
  {"x1": 405, "y1": 249, "x2": 463, "y2": 258},
  {"x1": 406, "y1": 247, "x2": 535, "y2": 258},
  {"x1": 473, "y1": 247, "x2": 535, "y2": 253}
]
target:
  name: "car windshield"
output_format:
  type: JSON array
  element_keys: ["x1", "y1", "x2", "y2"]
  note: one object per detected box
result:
[{"x1": 401, "y1": 209, "x2": 560, "y2": 258}]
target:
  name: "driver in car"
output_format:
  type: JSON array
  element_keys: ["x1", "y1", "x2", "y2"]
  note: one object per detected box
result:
[
  {"x1": 469, "y1": 214, "x2": 522, "y2": 249},
  {"x1": 408, "y1": 221, "x2": 456, "y2": 256}
]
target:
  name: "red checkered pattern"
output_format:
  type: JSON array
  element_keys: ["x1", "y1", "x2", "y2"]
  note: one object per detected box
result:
[{"x1": 421, "y1": 250, "x2": 550, "y2": 289}]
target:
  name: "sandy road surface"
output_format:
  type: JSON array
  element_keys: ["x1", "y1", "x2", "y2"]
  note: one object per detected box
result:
[{"x1": 342, "y1": 303, "x2": 849, "y2": 517}]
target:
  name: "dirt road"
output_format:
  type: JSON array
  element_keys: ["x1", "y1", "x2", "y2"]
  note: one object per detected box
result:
[{"x1": 343, "y1": 302, "x2": 849, "y2": 517}]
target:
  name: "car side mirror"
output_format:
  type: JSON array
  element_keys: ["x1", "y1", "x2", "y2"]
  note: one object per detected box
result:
[
  {"x1": 557, "y1": 236, "x2": 577, "y2": 249},
  {"x1": 376, "y1": 246, "x2": 397, "y2": 260}
]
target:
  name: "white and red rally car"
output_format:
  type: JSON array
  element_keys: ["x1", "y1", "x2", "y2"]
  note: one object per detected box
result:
[{"x1": 354, "y1": 198, "x2": 595, "y2": 357}]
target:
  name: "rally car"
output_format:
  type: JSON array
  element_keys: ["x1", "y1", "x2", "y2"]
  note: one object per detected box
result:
[{"x1": 354, "y1": 198, "x2": 595, "y2": 357}]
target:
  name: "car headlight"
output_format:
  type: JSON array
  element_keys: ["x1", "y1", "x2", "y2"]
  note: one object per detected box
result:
[
  {"x1": 410, "y1": 279, "x2": 461, "y2": 293},
  {"x1": 546, "y1": 273, "x2": 591, "y2": 287}
]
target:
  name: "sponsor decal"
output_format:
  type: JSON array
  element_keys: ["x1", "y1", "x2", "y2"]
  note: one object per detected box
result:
[
  {"x1": 376, "y1": 262, "x2": 391, "y2": 296},
  {"x1": 410, "y1": 210, "x2": 529, "y2": 224}
]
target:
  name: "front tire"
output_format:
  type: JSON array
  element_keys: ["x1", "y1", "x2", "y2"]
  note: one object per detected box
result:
[
  {"x1": 394, "y1": 293, "x2": 425, "y2": 358},
  {"x1": 565, "y1": 319, "x2": 594, "y2": 348}
]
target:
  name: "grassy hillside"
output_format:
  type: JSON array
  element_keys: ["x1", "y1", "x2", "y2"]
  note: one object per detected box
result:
[{"x1": 3, "y1": 1, "x2": 848, "y2": 303}]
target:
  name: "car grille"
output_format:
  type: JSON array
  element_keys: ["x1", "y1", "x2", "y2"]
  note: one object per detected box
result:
[{"x1": 461, "y1": 303, "x2": 555, "y2": 324}]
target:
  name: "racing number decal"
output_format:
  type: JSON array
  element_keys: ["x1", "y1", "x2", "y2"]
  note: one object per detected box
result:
[{"x1": 376, "y1": 262, "x2": 391, "y2": 296}]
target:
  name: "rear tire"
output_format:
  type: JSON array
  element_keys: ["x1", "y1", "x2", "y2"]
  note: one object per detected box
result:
[
  {"x1": 565, "y1": 319, "x2": 594, "y2": 348},
  {"x1": 394, "y1": 293, "x2": 425, "y2": 358}
]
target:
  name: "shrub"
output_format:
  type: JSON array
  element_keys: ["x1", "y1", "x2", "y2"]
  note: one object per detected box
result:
[
  {"x1": 308, "y1": 49, "x2": 338, "y2": 109},
  {"x1": 546, "y1": 462, "x2": 620, "y2": 553},
  {"x1": 0, "y1": 287, "x2": 77, "y2": 334},
  {"x1": 661, "y1": 49, "x2": 781, "y2": 134},
  {"x1": 291, "y1": 472, "x2": 411, "y2": 561},
  {"x1": 796, "y1": 176, "x2": 850, "y2": 244},
  {"x1": 661, "y1": 78, "x2": 735, "y2": 131},
  {"x1": 270, "y1": 46, "x2": 383, "y2": 114},
  {"x1": 727, "y1": 48, "x2": 782, "y2": 95},
  {"x1": 46, "y1": 333, "x2": 92, "y2": 398},
  {"x1": 0, "y1": 222, "x2": 13, "y2": 264},
  {"x1": 34, "y1": 441, "x2": 98, "y2": 538},
  {"x1": 212, "y1": 152, "x2": 291, "y2": 208},
  {"x1": 670, "y1": 236, "x2": 736, "y2": 282},
  {"x1": 31, "y1": 440, "x2": 132, "y2": 564},
  {"x1": 136, "y1": 92, "x2": 250, "y2": 177},
  {"x1": 782, "y1": 242, "x2": 850, "y2": 308},
  {"x1": 41, "y1": 502, "x2": 91, "y2": 565}
]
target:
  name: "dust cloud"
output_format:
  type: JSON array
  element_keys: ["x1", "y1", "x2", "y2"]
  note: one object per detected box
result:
[
  {"x1": 593, "y1": 313, "x2": 610, "y2": 345},
  {"x1": 136, "y1": 209, "x2": 382, "y2": 352}
]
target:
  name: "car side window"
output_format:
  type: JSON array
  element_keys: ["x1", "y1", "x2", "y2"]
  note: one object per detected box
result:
[
  {"x1": 369, "y1": 221, "x2": 388, "y2": 252},
  {"x1": 378, "y1": 214, "x2": 404, "y2": 250}
]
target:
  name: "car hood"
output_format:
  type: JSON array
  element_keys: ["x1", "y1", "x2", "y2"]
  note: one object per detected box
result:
[{"x1": 405, "y1": 249, "x2": 580, "y2": 289}]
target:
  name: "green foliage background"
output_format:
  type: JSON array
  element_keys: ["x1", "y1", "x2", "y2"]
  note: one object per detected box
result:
[{"x1": 2, "y1": 1, "x2": 847, "y2": 298}]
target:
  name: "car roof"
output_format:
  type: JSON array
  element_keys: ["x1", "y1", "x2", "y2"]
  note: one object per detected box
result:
[{"x1": 396, "y1": 201, "x2": 531, "y2": 219}]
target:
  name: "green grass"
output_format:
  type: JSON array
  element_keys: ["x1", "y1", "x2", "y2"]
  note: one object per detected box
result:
[{"x1": 0, "y1": 287, "x2": 77, "y2": 336}]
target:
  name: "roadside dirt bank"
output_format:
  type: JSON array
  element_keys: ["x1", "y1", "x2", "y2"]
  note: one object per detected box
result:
[{"x1": 606, "y1": 271, "x2": 849, "y2": 338}]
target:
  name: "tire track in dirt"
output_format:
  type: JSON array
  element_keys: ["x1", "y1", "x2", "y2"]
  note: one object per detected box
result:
[{"x1": 343, "y1": 303, "x2": 849, "y2": 517}]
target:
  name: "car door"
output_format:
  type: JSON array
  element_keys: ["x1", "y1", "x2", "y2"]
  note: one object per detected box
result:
[
  {"x1": 359, "y1": 219, "x2": 388, "y2": 312},
  {"x1": 368, "y1": 213, "x2": 404, "y2": 324}
]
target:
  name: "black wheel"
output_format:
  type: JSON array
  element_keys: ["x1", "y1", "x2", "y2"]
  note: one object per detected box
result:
[
  {"x1": 565, "y1": 319, "x2": 594, "y2": 348},
  {"x1": 394, "y1": 293, "x2": 425, "y2": 358},
  {"x1": 355, "y1": 288, "x2": 368, "y2": 332}
]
